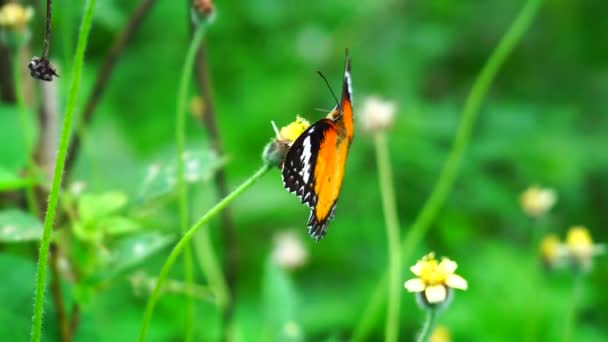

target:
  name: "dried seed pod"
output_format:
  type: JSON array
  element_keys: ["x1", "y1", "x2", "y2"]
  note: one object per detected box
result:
[{"x1": 28, "y1": 56, "x2": 59, "y2": 81}]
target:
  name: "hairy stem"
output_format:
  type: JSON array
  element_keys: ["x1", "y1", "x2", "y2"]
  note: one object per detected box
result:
[
  {"x1": 416, "y1": 309, "x2": 439, "y2": 342},
  {"x1": 351, "y1": 0, "x2": 543, "y2": 339},
  {"x1": 373, "y1": 133, "x2": 401, "y2": 342},
  {"x1": 42, "y1": 0, "x2": 53, "y2": 58},
  {"x1": 138, "y1": 164, "x2": 271, "y2": 342},
  {"x1": 30, "y1": 1, "x2": 97, "y2": 341},
  {"x1": 64, "y1": 0, "x2": 158, "y2": 180}
]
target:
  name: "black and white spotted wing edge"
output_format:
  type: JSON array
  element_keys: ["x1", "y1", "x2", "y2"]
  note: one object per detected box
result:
[
  {"x1": 281, "y1": 120, "x2": 334, "y2": 235},
  {"x1": 307, "y1": 202, "x2": 337, "y2": 241}
]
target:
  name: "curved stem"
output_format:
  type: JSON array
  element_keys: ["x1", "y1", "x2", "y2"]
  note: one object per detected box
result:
[
  {"x1": 176, "y1": 20, "x2": 208, "y2": 342},
  {"x1": 351, "y1": 0, "x2": 543, "y2": 340},
  {"x1": 30, "y1": 1, "x2": 97, "y2": 341},
  {"x1": 138, "y1": 164, "x2": 271, "y2": 342},
  {"x1": 373, "y1": 133, "x2": 401, "y2": 342},
  {"x1": 416, "y1": 309, "x2": 439, "y2": 342}
]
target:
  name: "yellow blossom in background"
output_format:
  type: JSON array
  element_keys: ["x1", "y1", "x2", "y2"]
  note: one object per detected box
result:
[
  {"x1": 360, "y1": 96, "x2": 396, "y2": 133},
  {"x1": 539, "y1": 233, "x2": 564, "y2": 267},
  {"x1": 0, "y1": 3, "x2": 33, "y2": 30},
  {"x1": 520, "y1": 185, "x2": 557, "y2": 218},
  {"x1": 404, "y1": 253, "x2": 468, "y2": 305},
  {"x1": 565, "y1": 226, "x2": 604, "y2": 270},
  {"x1": 278, "y1": 116, "x2": 310, "y2": 145},
  {"x1": 430, "y1": 325, "x2": 451, "y2": 342}
]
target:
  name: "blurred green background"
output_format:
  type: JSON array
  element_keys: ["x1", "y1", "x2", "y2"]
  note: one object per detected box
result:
[{"x1": 1, "y1": 0, "x2": 607, "y2": 340}]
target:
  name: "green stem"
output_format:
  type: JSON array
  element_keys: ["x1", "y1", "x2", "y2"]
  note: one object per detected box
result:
[
  {"x1": 30, "y1": 1, "x2": 97, "y2": 341},
  {"x1": 138, "y1": 164, "x2": 271, "y2": 342},
  {"x1": 351, "y1": 0, "x2": 543, "y2": 340},
  {"x1": 416, "y1": 309, "x2": 439, "y2": 342},
  {"x1": 562, "y1": 273, "x2": 584, "y2": 342},
  {"x1": 373, "y1": 133, "x2": 401, "y2": 342},
  {"x1": 176, "y1": 21, "x2": 208, "y2": 342},
  {"x1": 193, "y1": 226, "x2": 230, "y2": 310},
  {"x1": 523, "y1": 217, "x2": 546, "y2": 342},
  {"x1": 13, "y1": 48, "x2": 41, "y2": 218}
]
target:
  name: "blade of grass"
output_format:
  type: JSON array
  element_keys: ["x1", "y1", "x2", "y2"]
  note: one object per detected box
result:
[
  {"x1": 30, "y1": 0, "x2": 97, "y2": 341},
  {"x1": 351, "y1": 0, "x2": 543, "y2": 339}
]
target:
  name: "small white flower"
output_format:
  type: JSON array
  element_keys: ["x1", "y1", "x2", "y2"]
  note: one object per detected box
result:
[
  {"x1": 272, "y1": 231, "x2": 309, "y2": 270},
  {"x1": 69, "y1": 181, "x2": 87, "y2": 196},
  {"x1": 404, "y1": 253, "x2": 467, "y2": 307},
  {"x1": 360, "y1": 96, "x2": 397, "y2": 133},
  {"x1": 565, "y1": 226, "x2": 604, "y2": 271}
]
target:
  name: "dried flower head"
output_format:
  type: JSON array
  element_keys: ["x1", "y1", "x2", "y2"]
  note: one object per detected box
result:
[
  {"x1": 539, "y1": 233, "x2": 565, "y2": 268},
  {"x1": 272, "y1": 231, "x2": 309, "y2": 270},
  {"x1": 263, "y1": 116, "x2": 310, "y2": 167},
  {"x1": 28, "y1": 56, "x2": 59, "y2": 81},
  {"x1": 360, "y1": 96, "x2": 396, "y2": 133},
  {"x1": 520, "y1": 185, "x2": 557, "y2": 218},
  {"x1": 565, "y1": 226, "x2": 604, "y2": 271},
  {"x1": 192, "y1": 0, "x2": 215, "y2": 23},
  {"x1": 404, "y1": 253, "x2": 468, "y2": 308},
  {"x1": 0, "y1": 3, "x2": 33, "y2": 30}
]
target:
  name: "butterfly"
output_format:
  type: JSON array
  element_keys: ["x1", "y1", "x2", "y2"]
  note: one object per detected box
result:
[{"x1": 282, "y1": 50, "x2": 354, "y2": 241}]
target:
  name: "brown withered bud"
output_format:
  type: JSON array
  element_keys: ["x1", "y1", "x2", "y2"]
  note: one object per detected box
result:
[{"x1": 193, "y1": 0, "x2": 214, "y2": 17}]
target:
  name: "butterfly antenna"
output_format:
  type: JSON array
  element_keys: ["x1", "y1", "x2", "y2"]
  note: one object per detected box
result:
[
  {"x1": 271, "y1": 120, "x2": 280, "y2": 138},
  {"x1": 317, "y1": 71, "x2": 340, "y2": 109}
]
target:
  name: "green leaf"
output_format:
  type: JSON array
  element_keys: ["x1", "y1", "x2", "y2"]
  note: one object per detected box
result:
[
  {"x1": 0, "y1": 209, "x2": 43, "y2": 242},
  {"x1": 98, "y1": 216, "x2": 142, "y2": 236},
  {"x1": 95, "y1": 232, "x2": 176, "y2": 281},
  {"x1": 136, "y1": 149, "x2": 226, "y2": 202},
  {"x1": 0, "y1": 167, "x2": 34, "y2": 191},
  {"x1": 79, "y1": 191, "x2": 129, "y2": 224}
]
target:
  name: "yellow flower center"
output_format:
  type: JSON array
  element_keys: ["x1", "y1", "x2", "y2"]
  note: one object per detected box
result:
[
  {"x1": 540, "y1": 234, "x2": 561, "y2": 262},
  {"x1": 419, "y1": 256, "x2": 448, "y2": 285},
  {"x1": 279, "y1": 116, "x2": 310, "y2": 143}
]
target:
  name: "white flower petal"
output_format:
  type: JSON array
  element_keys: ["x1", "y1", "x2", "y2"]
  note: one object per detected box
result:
[
  {"x1": 425, "y1": 285, "x2": 447, "y2": 304},
  {"x1": 440, "y1": 258, "x2": 458, "y2": 274},
  {"x1": 410, "y1": 262, "x2": 422, "y2": 276},
  {"x1": 446, "y1": 274, "x2": 468, "y2": 290},
  {"x1": 404, "y1": 278, "x2": 425, "y2": 292}
]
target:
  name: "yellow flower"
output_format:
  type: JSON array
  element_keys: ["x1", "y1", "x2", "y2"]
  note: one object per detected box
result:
[
  {"x1": 430, "y1": 325, "x2": 451, "y2": 342},
  {"x1": 404, "y1": 253, "x2": 468, "y2": 305},
  {"x1": 263, "y1": 116, "x2": 310, "y2": 167},
  {"x1": 520, "y1": 185, "x2": 557, "y2": 218},
  {"x1": 539, "y1": 233, "x2": 564, "y2": 267},
  {"x1": 0, "y1": 3, "x2": 33, "y2": 30},
  {"x1": 360, "y1": 96, "x2": 396, "y2": 133},
  {"x1": 277, "y1": 116, "x2": 310, "y2": 144},
  {"x1": 565, "y1": 226, "x2": 604, "y2": 271}
]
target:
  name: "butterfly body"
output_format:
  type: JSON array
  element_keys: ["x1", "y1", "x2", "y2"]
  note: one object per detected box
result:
[{"x1": 282, "y1": 52, "x2": 353, "y2": 241}]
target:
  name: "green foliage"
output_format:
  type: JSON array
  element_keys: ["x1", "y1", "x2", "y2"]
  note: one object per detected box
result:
[{"x1": 1, "y1": 0, "x2": 608, "y2": 341}]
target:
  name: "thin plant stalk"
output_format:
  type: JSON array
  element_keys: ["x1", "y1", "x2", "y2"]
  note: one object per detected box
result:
[
  {"x1": 30, "y1": 0, "x2": 97, "y2": 341},
  {"x1": 176, "y1": 19, "x2": 209, "y2": 342},
  {"x1": 416, "y1": 309, "x2": 439, "y2": 342},
  {"x1": 351, "y1": 0, "x2": 543, "y2": 339},
  {"x1": 523, "y1": 217, "x2": 546, "y2": 342},
  {"x1": 138, "y1": 164, "x2": 271, "y2": 342},
  {"x1": 193, "y1": 226, "x2": 230, "y2": 310},
  {"x1": 562, "y1": 273, "x2": 584, "y2": 342},
  {"x1": 373, "y1": 133, "x2": 401, "y2": 342},
  {"x1": 13, "y1": 48, "x2": 40, "y2": 218}
]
